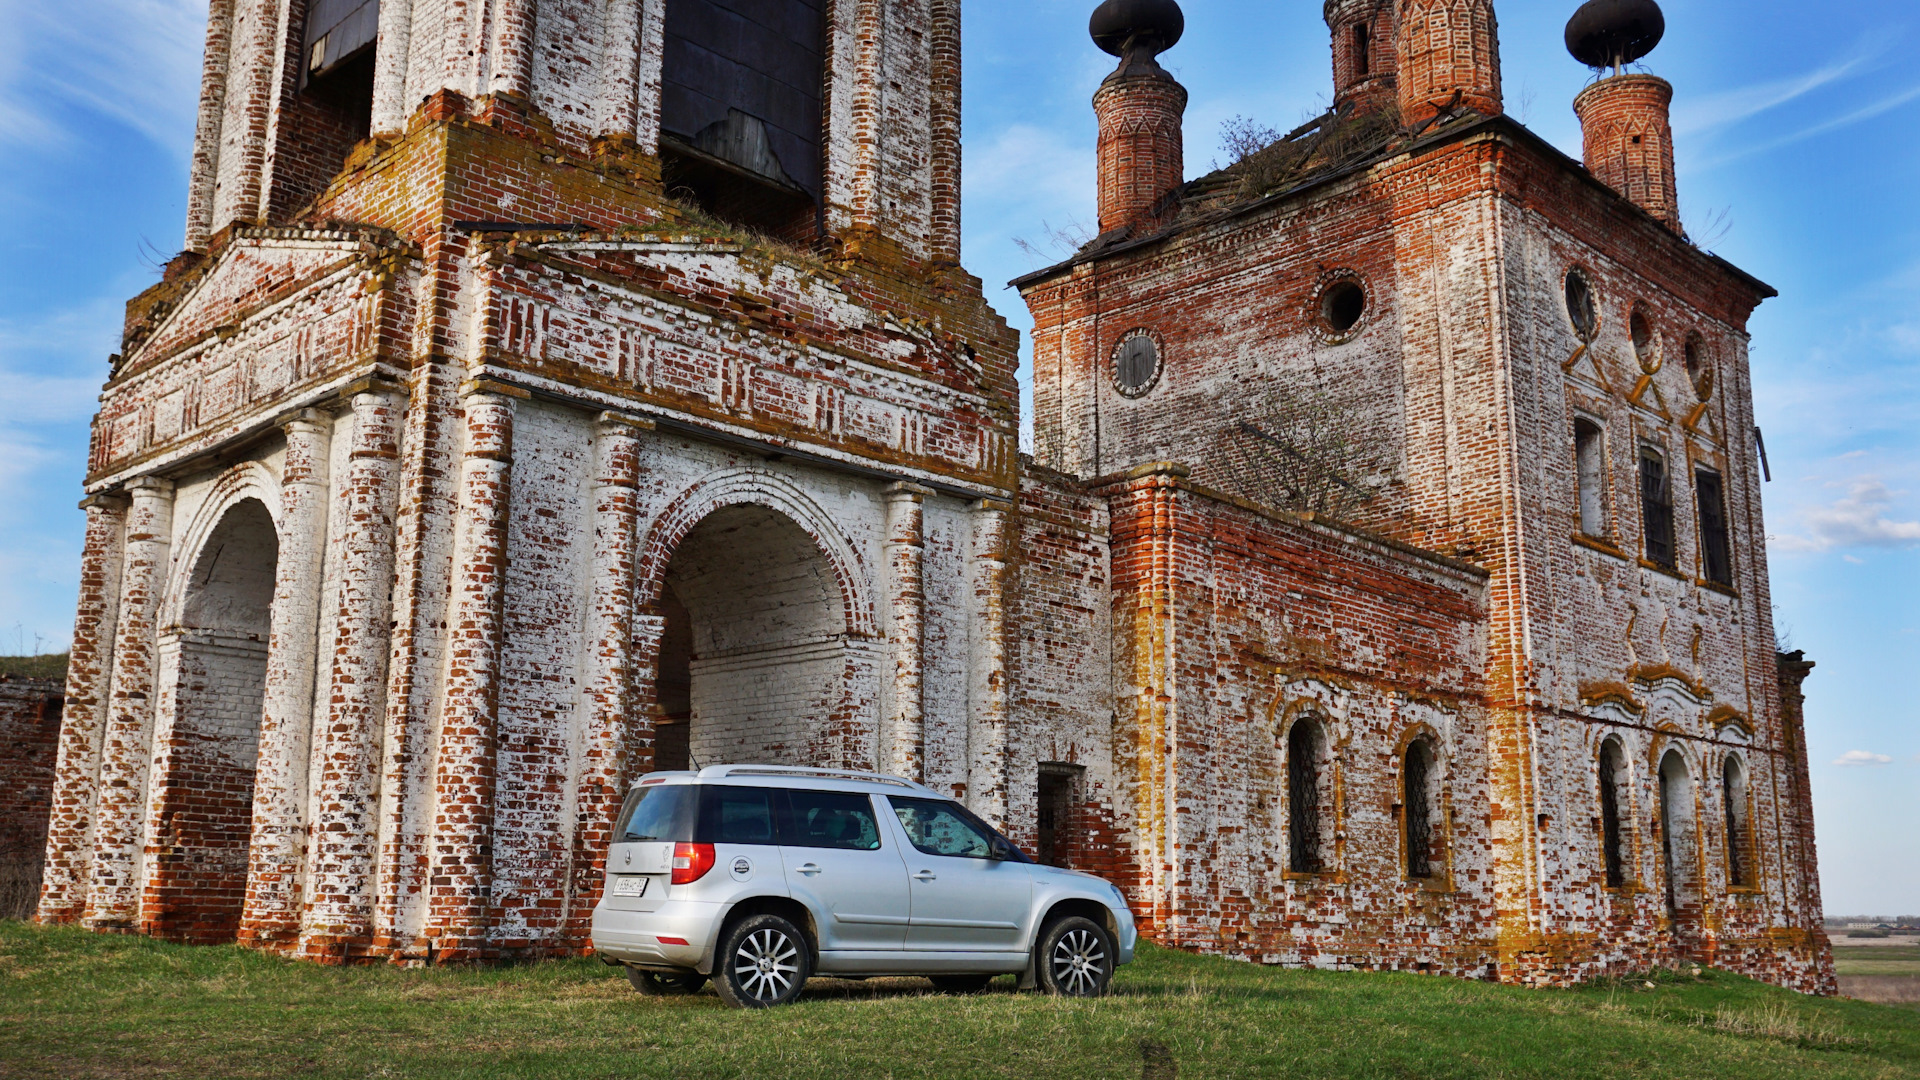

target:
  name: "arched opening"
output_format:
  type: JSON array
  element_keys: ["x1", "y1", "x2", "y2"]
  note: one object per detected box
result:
[
  {"x1": 1722, "y1": 754, "x2": 1752, "y2": 888},
  {"x1": 1403, "y1": 737, "x2": 1437, "y2": 880},
  {"x1": 1658, "y1": 749, "x2": 1699, "y2": 930},
  {"x1": 1598, "y1": 738, "x2": 1630, "y2": 888},
  {"x1": 1285, "y1": 716, "x2": 1329, "y2": 874},
  {"x1": 146, "y1": 498, "x2": 278, "y2": 943},
  {"x1": 652, "y1": 503, "x2": 850, "y2": 770}
]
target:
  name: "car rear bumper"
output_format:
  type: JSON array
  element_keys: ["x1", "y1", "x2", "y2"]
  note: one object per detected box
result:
[{"x1": 591, "y1": 900, "x2": 725, "y2": 973}]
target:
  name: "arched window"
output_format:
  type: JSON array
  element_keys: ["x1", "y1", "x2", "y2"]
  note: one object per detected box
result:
[
  {"x1": 1574, "y1": 418, "x2": 1607, "y2": 536},
  {"x1": 1404, "y1": 738, "x2": 1435, "y2": 879},
  {"x1": 1722, "y1": 755, "x2": 1751, "y2": 887},
  {"x1": 1658, "y1": 750, "x2": 1696, "y2": 918},
  {"x1": 1598, "y1": 739, "x2": 1628, "y2": 888},
  {"x1": 1286, "y1": 718, "x2": 1326, "y2": 874}
]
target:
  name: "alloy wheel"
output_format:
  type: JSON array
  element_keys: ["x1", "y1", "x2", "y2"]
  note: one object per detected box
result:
[
  {"x1": 732, "y1": 927, "x2": 802, "y2": 1003},
  {"x1": 1049, "y1": 927, "x2": 1108, "y2": 995}
]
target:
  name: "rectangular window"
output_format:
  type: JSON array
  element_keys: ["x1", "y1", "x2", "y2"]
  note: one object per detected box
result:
[
  {"x1": 778, "y1": 790, "x2": 882, "y2": 851},
  {"x1": 1696, "y1": 469, "x2": 1733, "y2": 586},
  {"x1": 616, "y1": 783, "x2": 698, "y2": 843},
  {"x1": 1353, "y1": 23, "x2": 1371, "y2": 78},
  {"x1": 1574, "y1": 419, "x2": 1607, "y2": 536},
  {"x1": 1639, "y1": 449, "x2": 1675, "y2": 569}
]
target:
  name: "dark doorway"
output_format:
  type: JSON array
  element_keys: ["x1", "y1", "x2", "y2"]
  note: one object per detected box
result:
[{"x1": 1036, "y1": 764, "x2": 1083, "y2": 868}]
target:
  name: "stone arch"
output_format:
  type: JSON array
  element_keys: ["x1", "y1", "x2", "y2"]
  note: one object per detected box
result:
[
  {"x1": 159, "y1": 463, "x2": 282, "y2": 629},
  {"x1": 638, "y1": 469, "x2": 880, "y2": 771},
  {"x1": 1720, "y1": 751, "x2": 1754, "y2": 889},
  {"x1": 144, "y1": 486, "x2": 281, "y2": 944},
  {"x1": 1596, "y1": 733, "x2": 1634, "y2": 889}
]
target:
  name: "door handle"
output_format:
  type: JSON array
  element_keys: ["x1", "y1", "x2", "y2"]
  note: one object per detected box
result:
[
  {"x1": 797, "y1": 863, "x2": 822, "y2": 876},
  {"x1": 914, "y1": 870, "x2": 937, "y2": 882}
]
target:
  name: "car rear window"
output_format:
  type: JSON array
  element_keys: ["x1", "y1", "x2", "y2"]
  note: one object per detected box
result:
[
  {"x1": 615, "y1": 783, "x2": 696, "y2": 842},
  {"x1": 700, "y1": 786, "x2": 777, "y2": 845}
]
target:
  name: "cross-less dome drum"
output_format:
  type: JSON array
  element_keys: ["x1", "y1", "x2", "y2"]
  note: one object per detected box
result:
[{"x1": 1565, "y1": 0, "x2": 1666, "y2": 70}]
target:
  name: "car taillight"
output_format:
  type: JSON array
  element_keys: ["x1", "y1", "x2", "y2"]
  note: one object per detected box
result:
[{"x1": 671, "y1": 842, "x2": 715, "y2": 885}]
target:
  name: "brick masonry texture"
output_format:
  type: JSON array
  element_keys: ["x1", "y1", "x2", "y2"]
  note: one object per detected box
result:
[
  {"x1": 42, "y1": 0, "x2": 1829, "y2": 995},
  {"x1": 0, "y1": 678, "x2": 64, "y2": 920}
]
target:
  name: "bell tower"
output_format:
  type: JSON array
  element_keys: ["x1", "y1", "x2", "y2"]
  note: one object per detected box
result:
[{"x1": 181, "y1": 0, "x2": 965, "y2": 263}]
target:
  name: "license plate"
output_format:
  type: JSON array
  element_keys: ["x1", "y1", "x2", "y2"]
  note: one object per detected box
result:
[{"x1": 612, "y1": 875, "x2": 648, "y2": 897}]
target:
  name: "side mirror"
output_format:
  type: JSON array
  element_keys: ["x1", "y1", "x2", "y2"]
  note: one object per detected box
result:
[{"x1": 990, "y1": 836, "x2": 1012, "y2": 861}]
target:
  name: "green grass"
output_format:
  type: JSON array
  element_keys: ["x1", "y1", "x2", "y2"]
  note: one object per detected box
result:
[
  {"x1": 3, "y1": 921, "x2": 1917, "y2": 1079},
  {"x1": 1833, "y1": 946, "x2": 1920, "y2": 978},
  {"x1": 0, "y1": 654, "x2": 65, "y2": 681}
]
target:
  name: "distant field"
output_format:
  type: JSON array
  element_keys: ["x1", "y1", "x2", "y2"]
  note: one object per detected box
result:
[
  {"x1": 1833, "y1": 946, "x2": 1920, "y2": 977},
  {"x1": 4, "y1": 922, "x2": 1919, "y2": 1079}
]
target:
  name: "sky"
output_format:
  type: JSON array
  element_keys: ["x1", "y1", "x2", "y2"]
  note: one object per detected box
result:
[{"x1": 0, "y1": 0, "x2": 1913, "y2": 915}]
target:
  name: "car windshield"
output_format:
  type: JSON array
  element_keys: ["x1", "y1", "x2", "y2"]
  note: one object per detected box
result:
[{"x1": 614, "y1": 783, "x2": 697, "y2": 843}]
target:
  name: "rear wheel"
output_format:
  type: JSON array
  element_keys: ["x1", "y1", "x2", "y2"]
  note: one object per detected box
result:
[
  {"x1": 1035, "y1": 916, "x2": 1114, "y2": 998},
  {"x1": 626, "y1": 967, "x2": 706, "y2": 996},
  {"x1": 928, "y1": 974, "x2": 995, "y2": 994},
  {"x1": 714, "y1": 914, "x2": 810, "y2": 1008}
]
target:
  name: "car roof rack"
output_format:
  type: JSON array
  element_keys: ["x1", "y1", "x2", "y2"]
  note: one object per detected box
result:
[{"x1": 697, "y1": 763, "x2": 930, "y2": 791}]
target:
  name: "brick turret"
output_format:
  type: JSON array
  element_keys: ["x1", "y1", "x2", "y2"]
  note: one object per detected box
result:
[
  {"x1": 1574, "y1": 74, "x2": 1681, "y2": 231},
  {"x1": 1089, "y1": 0, "x2": 1188, "y2": 233},
  {"x1": 1395, "y1": 0, "x2": 1502, "y2": 126},
  {"x1": 1326, "y1": 0, "x2": 1397, "y2": 115}
]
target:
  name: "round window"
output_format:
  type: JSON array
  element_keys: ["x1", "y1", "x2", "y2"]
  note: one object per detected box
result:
[
  {"x1": 1564, "y1": 269, "x2": 1598, "y2": 342},
  {"x1": 1112, "y1": 330, "x2": 1162, "y2": 396},
  {"x1": 1683, "y1": 333, "x2": 1713, "y2": 400},
  {"x1": 1320, "y1": 280, "x2": 1367, "y2": 337},
  {"x1": 1629, "y1": 304, "x2": 1658, "y2": 372}
]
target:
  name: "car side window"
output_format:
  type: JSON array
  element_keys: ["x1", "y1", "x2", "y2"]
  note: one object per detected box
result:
[
  {"x1": 699, "y1": 786, "x2": 777, "y2": 845},
  {"x1": 780, "y1": 790, "x2": 883, "y2": 851},
  {"x1": 889, "y1": 797, "x2": 994, "y2": 859}
]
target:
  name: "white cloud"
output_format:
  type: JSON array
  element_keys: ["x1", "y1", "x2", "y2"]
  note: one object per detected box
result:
[
  {"x1": 1672, "y1": 47, "x2": 1877, "y2": 137},
  {"x1": 1695, "y1": 83, "x2": 1920, "y2": 170},
  {"x1": 1833, "y1": 750, "x2": 1894, "y2": 767},
  {"x1": 1772, "y1": 478, "x2": 1920, "y2": 552},
  {"x1": 0, "y1": 0, "x2": 204, "y2": 154}
]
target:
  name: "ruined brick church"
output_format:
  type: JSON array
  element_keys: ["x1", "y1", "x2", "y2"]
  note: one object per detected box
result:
[{"x1": 38, "y1": 0, "x2": 1833, "y2": 992}]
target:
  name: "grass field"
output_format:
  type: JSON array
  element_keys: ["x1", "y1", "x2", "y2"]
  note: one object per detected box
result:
[{"x1": 3, "y1": 922, "x2": 1917, "y2": 1079}]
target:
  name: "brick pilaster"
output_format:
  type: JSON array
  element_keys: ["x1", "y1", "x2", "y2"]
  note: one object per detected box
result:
[
  {"x1": 85, "y1": 476, "x2": 175, "y2": 930},
  {"x1": 37, "y1": 494, "x2": 129, "y2": 923},
  {"x1": 885, "y1": 483, "x2": 930, "y2": 780},
  {"x1": 966, "y1": 498, "x2": 1014, "y2": 824},
  {"x1": 298, "y1": 385, "x2": 405, "y2": 960},
  {"x1": 424, "y1": 383, "x2": 520, "y2": 960},
  {"x1": 566, "y1": 412, "x2": 650, "y2": 947}
]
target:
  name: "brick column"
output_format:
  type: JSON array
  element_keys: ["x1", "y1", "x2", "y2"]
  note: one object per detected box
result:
[
  {"x1": 299, "y1": 384, "x2": 404, "y2": 959},
  {"x1": 567, "y1": 413, "x2": 649, "y2": 945},
  {"x1": 184, "y1": 0, "x2": 236, "y2": 251},
  {"x1": 85, "y1": 476, "x2": 175, "y2": 930},
  {"x1": 966, "y1": 498, "x2": 1013, "y2": 825},
  {"x1": 1396, "y1": 0, "x2": 1502, "y2": 125},
  {"x1": 424, "y1": 383, "x2": 521, "y2": 960},
  {"x1": 487, "y1": 0, "x2": 537, "y2": 99},
  {"x1": 37, "y1": 494, "x2": 129, "y2": 923},
  {"x1": 927, "y1": 0, "x2": 962, "y2": 265},
  {"x1": 885, "y1": 483, "x2": 931, "y2": 781},
  {"x1": 1092, "y1": 68, "x2": 1187, "y2": 234},
  {"x1": 596, "y1": 0, "x2": 642, "y2": 139},
  {"x1": 370, "y1": 0, "x2": 416, "y2": 136},
  {"x1": 233, "y1": 411, "x2": 332, "y2": 948}
]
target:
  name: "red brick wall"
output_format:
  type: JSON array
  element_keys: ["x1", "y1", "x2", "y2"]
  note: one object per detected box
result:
[{"x1": 0, "y1": 680, "x2": 63, "y2": 920}]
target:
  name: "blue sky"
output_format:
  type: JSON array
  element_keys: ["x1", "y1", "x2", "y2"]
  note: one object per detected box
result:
[{"x1": 1, "y1": 0, "x2": 1913, "y2": 915}]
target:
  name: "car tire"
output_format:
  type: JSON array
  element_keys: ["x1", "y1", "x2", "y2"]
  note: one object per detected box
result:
[
  {"x1": 1035, "y1": 916, "x2": 1115, "y2": 998},
  {"x1": 626, "y1": 967, "x2": 706, "y2": 996},
  {"x1": 714, "y1": 914, "x2": 811, "y2": 1008},
  {"x1": 928, "y1": 974, "x2": 995, "y2": 994}
]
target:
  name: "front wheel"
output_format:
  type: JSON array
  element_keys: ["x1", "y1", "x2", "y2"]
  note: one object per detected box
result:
[
  {"x1": 1035, "y1": 916, "x2": 1114, "y2": 998},
  {"x1": 626, "y1": 967, "x2": 706, "y2": 996},
  {"x1": 714, "y1": 914, "x2": 811, "y2": 1008}
]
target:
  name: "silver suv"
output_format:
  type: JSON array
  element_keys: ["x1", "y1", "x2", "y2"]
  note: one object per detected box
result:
[{"x1": 591, "y1": 764, "x2": 1136, "y2": 1007}]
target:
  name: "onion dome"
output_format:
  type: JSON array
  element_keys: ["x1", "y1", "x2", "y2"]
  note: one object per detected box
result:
[
  {"x1": 1565, "y1": 0, "x2": 1666, "y2": 70},
  {"x1": 1090, "y1": 0, "x2": 1185, "y2": 59}
]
